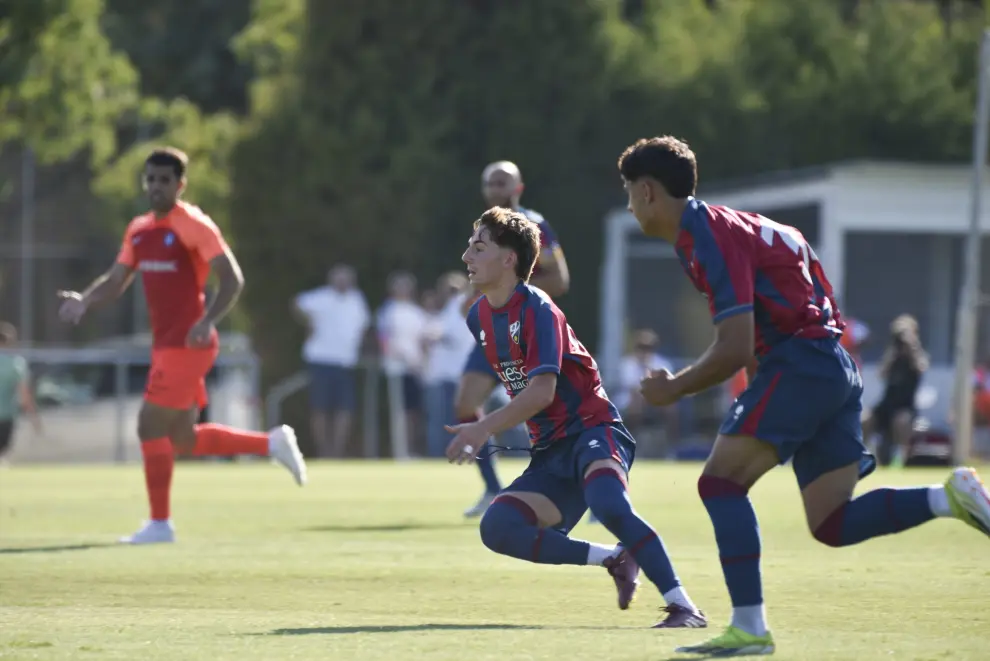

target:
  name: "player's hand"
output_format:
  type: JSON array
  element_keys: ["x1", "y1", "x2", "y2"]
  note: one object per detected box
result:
[
  {"x1": 640, "y1": 368, "x2": 681, "y2": 407},
  {"x1": 186, "y1": 318, "x2": 215, "y2": 348},
  {"x1": 56, "y1": 291, "x2": 88, "y2": 325},
  {"x1": 444, "y1": 421, "x2": 491, "y2": 465}
]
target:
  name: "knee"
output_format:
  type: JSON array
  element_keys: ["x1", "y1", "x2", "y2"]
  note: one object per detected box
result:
[
  {"x1": 137, "y1": 412, "x2": 170, "y2": 442},
  {"x1": 697, "y1": 474, "x2": 749, "y2": 500},
  {"x1": 479, "y1": 496, "x2": 533, "y2": 554},
  {"x1": 811, "y1": 503, "x2": 847, "y2": 548}
]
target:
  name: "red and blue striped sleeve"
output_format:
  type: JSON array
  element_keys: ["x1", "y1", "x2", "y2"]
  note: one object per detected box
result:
[
  {"x1": 684, "y1": 212, "x2": 754, "y2": 323},
  {"x1": 522, "y1": 299, "x2": 564, "y2": 378}
]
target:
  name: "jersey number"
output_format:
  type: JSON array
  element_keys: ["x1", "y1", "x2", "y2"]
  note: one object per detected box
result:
[{"x1": 759, "y1": 219, "x2": 813, "y2": 284}]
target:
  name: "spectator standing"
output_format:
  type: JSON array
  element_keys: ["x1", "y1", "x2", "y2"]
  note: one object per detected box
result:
[
  {"x1": 423, "y1": 272, "x2": 476, "y2": 457},
  {"x1": 293, "y1": 265, "x2": 370, "y2": 457},
  {"x1": 0, "y1": 322, "x2": 42, "y2": 463}
]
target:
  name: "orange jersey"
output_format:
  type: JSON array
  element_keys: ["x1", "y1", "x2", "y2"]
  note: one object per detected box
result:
[{"x1": 117, "y1": 201, "x2": 228, "y2": 348}]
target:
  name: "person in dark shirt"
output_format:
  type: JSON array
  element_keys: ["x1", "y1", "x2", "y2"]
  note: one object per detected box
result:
[{"x1": 862, "y1": 315, "x2": 928, "y2": 466}]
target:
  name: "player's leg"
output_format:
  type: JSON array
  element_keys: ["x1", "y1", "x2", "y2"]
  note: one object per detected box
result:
[
  {"x1": 161, "y1": 348, "x2": 306, "y2": 483},
  {"x1": 799, "y1": 395, "x2": 990, "y2": 548},
  {"x1": 455, "y1": 353, "x2": 501, "y2": 515},
  {"x1": 576, "y1": 425, "x2": 704, "y2": 624},
  {"x1": 676, "y1": 361, "x2": 799, "y2": 654},
  {"x1": 125, "y1": 397, "x2": 186, "y2": 545},
  {"x1": 478, "y1": 465, "x2": 620, "y2": 567}
]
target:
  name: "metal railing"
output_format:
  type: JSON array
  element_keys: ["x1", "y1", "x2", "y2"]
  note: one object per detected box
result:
[
  {"x1": 264, "y1": 359, "x2": 419, "y2": 459},
  {"x1": 4, "y1": 345, "x2": 261, "y2": 463}
]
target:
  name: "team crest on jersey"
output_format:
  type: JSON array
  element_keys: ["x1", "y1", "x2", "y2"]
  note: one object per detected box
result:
[
  {"x1": 164, "y1": 232, "x2": 174, "y2": 246},
  {"x1": 509, "y1": 320, "x2": 521, "y2": 344}
]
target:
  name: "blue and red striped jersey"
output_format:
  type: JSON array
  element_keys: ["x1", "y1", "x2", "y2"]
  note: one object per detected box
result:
[
  {"x1": 466, "y1": 283, "x2": 620, "y2": 449},
  {"x1": 675, "y1": 198, "x2": 844, "y2": 357}
]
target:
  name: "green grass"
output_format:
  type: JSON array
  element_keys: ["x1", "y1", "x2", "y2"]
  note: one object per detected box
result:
[{"x1": 0, "y1": 460, "x2": 987, "y2": 661}]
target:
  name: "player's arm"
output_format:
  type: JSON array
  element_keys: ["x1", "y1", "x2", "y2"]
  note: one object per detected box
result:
[
  {"x1": 477, "y1": 301, "x2": 564, "y2": 436},
  {"x1": 476, "y1": 373, "x2": 557, "y2": 435},
  {"x1": 528, "y1": 245, "x2": 570, "y2": 297},
  {"x1": 202, "y1": 246, "x2": 245, "y2": 325},
  {"x1": 668, "y1": 221, "x2": 755, "y2": 397},
  {"x1": 671, "y1": 314, "x2": 754, "y2": 397},
  {"x1": 79, "y1": 262, "x2": 136, "y2": 309}
]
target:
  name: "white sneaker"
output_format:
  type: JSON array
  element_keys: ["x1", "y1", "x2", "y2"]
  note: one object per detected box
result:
[
  {"x1": 463, "y1": 491, "x2": 497, "y2": 518},
  {"x1": 269, "y1": 425, "x2": 307, "y2": 486},
  {"x1": 945, "y1": 467, "x2": 990, "y2": 536},
  {"x1": 119, "y1": 520, "x2": 175, "y2": 545}
]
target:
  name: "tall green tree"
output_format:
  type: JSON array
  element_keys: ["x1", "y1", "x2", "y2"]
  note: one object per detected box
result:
[
  {"x1": 0, "y1": 0, "x2": 140, "y2": 166},
  {"x1": 103, "y1": 0, "x2": 252, "y2": 114}
]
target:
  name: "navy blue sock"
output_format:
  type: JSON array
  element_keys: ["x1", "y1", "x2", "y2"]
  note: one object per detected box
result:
[
  {"x1": 698, "y1": 475, "x2": 763, "y2": 608},
  {"x1": 583, "y1": 468, "x2": 681, "y2": 594},
  {"x1": 475, "y1": 442, "x2": 502, "y2": 493},
  {"x1": 479, "y1": 496, "x2": 589, "y2": 565},
  {"x1": 814, "y1": 487, "x2": 935, "y2": 547}
]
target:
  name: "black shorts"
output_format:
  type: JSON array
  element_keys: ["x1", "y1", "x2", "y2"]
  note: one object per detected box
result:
[{"x1": 872, "y1": 403, "x2": 915, "y2": 434}]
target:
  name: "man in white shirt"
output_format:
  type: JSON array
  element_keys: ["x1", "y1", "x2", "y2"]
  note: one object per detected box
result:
[
  {"x1": 377, "y1": 271, "x2": 428, "y2": 454},
  {"x1": 423, "y1": 272, "x2": 477, "y2": 457},
  {"x1": 616, "y1": 329, "x2": 679, "y2": 457},
  {"x1": 293, "y1": 264, "x2": 370, "y2": 457}
]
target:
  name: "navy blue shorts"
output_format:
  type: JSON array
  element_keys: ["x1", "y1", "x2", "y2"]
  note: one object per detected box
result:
[
  {"x1": 502, "y1": 423, "x2": 636, "y2": 534},
  {"x1": 462, "y1": 344, "x2": 497, "y2": 380},
  {"x1": 307, "y1": 363, "x2": 357, "y2": 412},
  {"x1": 401, "y1": 374, "x2": 422, "y2": 412},
  {"x1": 720, "y1": 337, "x2": 876, "y2": 489}
]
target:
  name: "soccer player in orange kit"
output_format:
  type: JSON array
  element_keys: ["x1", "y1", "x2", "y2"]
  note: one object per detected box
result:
[{"x1": 58, "y1": 147, "x2": 307, "y2": 545}]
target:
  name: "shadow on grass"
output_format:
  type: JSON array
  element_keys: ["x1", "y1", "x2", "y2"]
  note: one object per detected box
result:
[
  {"x1": 263, "y1": 624, "x2": 543, "y2": 635},
  {"x1": 301, "y1": 522, "x2": 471, "y2": 533},
  {"x1": 0, "y1": 543, "x2": 117, "y2": 555},
  {"x1": 254, "y1": 623, "x2": 633, "y2": 636}
]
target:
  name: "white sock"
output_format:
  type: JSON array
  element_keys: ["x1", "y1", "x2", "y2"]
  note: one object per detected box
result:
[
  {"x1": 662, "y1": 586, "x2": 697, "y2": 611},
  {"x1": 731, "y1": 604, "x2": 768, "y2": 637},
  {"x1": 586, "y1": 543, "x2": 620, "y2": 566},
  {"x1": 927, "y1": 485, "x2": 952, "y2": 518}
]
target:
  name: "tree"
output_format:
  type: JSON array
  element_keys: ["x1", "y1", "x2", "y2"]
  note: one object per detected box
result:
[{"x1": 0, "y1": 0, "x2": 140, "y2": 166}]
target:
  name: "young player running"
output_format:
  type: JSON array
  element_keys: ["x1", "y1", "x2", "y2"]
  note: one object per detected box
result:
[{"x1": 618, "y1": 136, "x2": 990, "y2": 656}]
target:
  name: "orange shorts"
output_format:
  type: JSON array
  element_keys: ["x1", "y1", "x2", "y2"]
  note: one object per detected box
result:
[{"x1": 145, "y1": 346, "x2": 219, "y2": 410}]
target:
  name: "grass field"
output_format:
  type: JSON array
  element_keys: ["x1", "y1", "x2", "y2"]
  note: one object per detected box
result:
[{"x1": 1, "y1": 459, "x2": 987, "y2": 660}]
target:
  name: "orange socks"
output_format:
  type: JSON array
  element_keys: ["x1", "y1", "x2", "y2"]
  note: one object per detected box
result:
[
  {"x1": 191, "y1": 423, "x2": 269, "y2": 457},
  {"x1": 140, "y1": 437, "x2": 174, "y2": 521}
]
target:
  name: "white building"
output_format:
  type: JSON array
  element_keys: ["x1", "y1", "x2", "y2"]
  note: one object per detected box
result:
[{"x1": 599, "y1": 161, "x2": 990, "y2": 428}]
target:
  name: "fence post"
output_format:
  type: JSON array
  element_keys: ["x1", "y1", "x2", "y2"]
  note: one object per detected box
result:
[{"x1": 113, "y1": 358, "x2": 128, "y2": 463}]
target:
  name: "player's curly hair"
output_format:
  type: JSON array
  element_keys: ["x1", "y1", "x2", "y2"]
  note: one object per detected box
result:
[
  {"x1": 617, "y1": 136, "x2": 697, "y2": 198},
  {"x1": 146, "y1": 147, "x2": 189, "y2": 179},
  {"x1": 474, "y1": 207, "x2": 541, "y2": 282}
]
